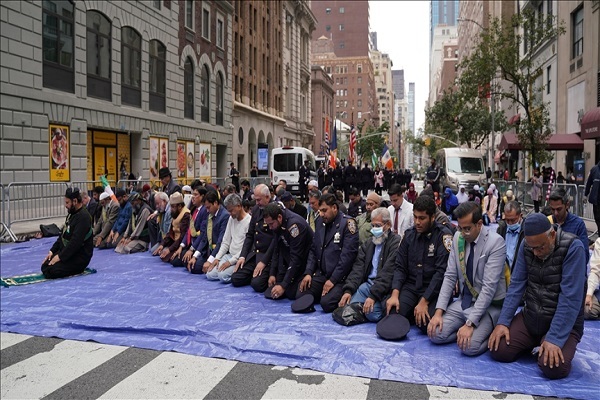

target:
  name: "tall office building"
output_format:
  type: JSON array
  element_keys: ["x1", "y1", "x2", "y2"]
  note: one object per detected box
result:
[
  {"x1": 408, "y1": 83, "x2": 415, "y2": 135},
  {"x1": 311, "y1": 0, "x2": 371, "y2": 58},
  {"x1": 430, "y1": 0, "x2": 459, "y2": 48}
]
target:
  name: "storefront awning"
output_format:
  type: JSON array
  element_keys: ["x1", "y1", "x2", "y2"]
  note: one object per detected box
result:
[
  {"x1": 499, "y1": 133, "x2": 584, "y2": 151},
  {"x1": 580, "y1": 107, "x2": 600, "y2": 140}
]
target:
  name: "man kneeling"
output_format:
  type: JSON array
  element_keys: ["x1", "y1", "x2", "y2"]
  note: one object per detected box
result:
[{"x1": 428, "y1": 201, "x2": 507, "y2": 356}]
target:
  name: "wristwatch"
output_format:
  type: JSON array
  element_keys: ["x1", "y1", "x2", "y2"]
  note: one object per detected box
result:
[{"x1": 466, "y1": 319, "x2": 476, "y2": 328}]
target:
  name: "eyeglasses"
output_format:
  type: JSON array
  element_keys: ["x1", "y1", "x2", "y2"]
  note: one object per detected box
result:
[
  {"x1": 456, "y1": 224, "x2": 474, "y2": 233},
  {"x1": 524, "y1": 231, "x2": 553, "y2": 252}
]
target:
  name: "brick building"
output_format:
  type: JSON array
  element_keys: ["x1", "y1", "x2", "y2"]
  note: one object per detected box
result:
[{"x1": 311, "y1": 66, "x2": 334, "y2": 157}]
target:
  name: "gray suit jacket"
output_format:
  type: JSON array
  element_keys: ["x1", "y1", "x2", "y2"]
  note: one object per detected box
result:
[
  {"x1": 93, "y1": 201, "x2": 120, "y2": 239},
  {"x1": 436, "y1": 226, "x2": 507, "y2": 326}
]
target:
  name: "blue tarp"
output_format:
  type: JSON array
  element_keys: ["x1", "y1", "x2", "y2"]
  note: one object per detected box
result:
[{"x1": 1, "y1": 237, "x2": 598, "y2": 399}]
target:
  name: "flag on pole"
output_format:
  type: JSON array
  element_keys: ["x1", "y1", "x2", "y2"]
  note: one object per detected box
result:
[
  {"x1": 324, "y1": 116, "x2": 330, "y2": 159},
  {"x1": 329, "y1": 119, "x2": 337, "y2": 169},
  {"x1": 381, "y1": 143, "x2": 393, "y2": 170},
  {"x1": 371, "y1": 150, "x2": 378, "y2": 169},
  {"x1": 100, "y1": 175, "x2": 118, "y2": 203},
  {"x1": 349, "y1": 123, "x2": 357, "y2": 165}
]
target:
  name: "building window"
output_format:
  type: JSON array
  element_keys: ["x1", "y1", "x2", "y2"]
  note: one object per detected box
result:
[
  {"x1": 184, "y1": 57, "x2": 194, "y2": 119},
  {"x1": 216, "y1": 72, "x2": 224, "y2": 126},
  {"x1": 357, "y1": 100, "x2": 362, "y2": 107},
  {"x1": 185, "y1": 0, "x2": 193, "y2": 30},
  {"x1": 358, "y1": 88, "x2": 362, "y2": 96},
  {"x1": 339, "y1": 7, "x2": 345, "y2": 13},
  {"x1": 546, "y1": 65, "x2": 551, "y2": 94},
  {"x1": 121, "y1": 27, "x2": 141, "y2": 107},
  {"x1": 339, "y1": 24, "x2": 344, "y2": 31},
  {"x1": 326, "y1": 25, "x2": 331, "y2": 32},
  {"x1": 326, "y1": 8, "x2": 331, "y2": 14},
  {"x1": 217, "y1": 17, "x2": 224, "y2": 48},
  {"x1": 86, "y1": 11, "x2": 111, "y2": 100},
  {"x1": 357, "y1": 64, "x2": 362, "y2": 73},
  {"x1": 42, "y1": 0, "x2": 75, "y2": 92},
  {"x1": 357, "y1": 77, "x2": 362, "y2": 84},
  {"x1": 339, "y1": 42, "x2": 345, "y2": 49},
  {"x1": 153, "y1": 0, "x2": 161, "y2": 10},
  {"x1": 149, "y1": 40, "x2": 166, "y2": 113},
  {"x1": 200, "y1": 64, "x2": 210, "y2": 122},
  {"x1": 572, "y1": 7, "x2": 583, "y2": 59},
  {"x1": 202, "y1": 7, "x2": 210, "y2": 40},
  {"x1": 546, "y1": 0, "x2": 553, "y2": 28}
]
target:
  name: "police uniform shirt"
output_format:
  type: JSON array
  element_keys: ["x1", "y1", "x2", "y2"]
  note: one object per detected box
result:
[
  {"x1": 391, "y1": 222, "x2": 453, "y2": 301},
  {"x1": 239, "y1": 202, "x2": 275, "y2": 265}
]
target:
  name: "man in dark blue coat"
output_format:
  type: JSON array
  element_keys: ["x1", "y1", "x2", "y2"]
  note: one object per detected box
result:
[{"x1": 296, "y1": 193, "x2": 359, "y2": 312}]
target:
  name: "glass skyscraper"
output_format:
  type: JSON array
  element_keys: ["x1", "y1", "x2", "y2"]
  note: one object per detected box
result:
[{"x1": 430, "y1": 0, "x2": 459, "y2": 48}]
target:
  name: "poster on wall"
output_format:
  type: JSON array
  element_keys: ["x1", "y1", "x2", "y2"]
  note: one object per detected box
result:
[
  {"x1": 198, "y1": 142, "x2": 211, "y2": 181},
  {"x1": 257, "y1": 143, "x2": 269, "y2": 175},
  {"x1": 49, "y1": 124, "x2": 70, "y2": 182},
  {"x1": 149, "y1": 137, "x2": 159, "y2": 180},
  {"x1": 159, "y1": 138, "x2": 169, "y2": 170},
  {"x1": 177, "y1": 141, "x2": 186, "y2": 178},
  {"x1": 186, "y1": 142, "x2": 195, "y2": 178}
]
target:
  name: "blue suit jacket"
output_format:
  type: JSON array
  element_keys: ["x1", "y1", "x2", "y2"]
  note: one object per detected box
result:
[
  {"x1": 197, "y1": 206, "x2": 230, "y2": 261},
  {"x1": 186, "y1": 206, "x2": 208, "y2": 248}
]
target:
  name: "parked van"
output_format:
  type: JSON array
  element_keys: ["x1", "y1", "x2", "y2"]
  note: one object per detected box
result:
[
  {"x1": 270, "y1": 147, "x2": 317, "y2": 194},
  {"x1": 435, "y1": 147, "x2": 486, "y2": 193}
]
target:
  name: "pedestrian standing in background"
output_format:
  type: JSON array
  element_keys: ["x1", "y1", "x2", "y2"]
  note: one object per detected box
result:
[
  {"x1": 229, "y1": 162, "x2": 240, "y2": 193},
  {"x1": 530, "y1": 170, "x2": 543, "y2": 213},
  {"x1": 374, "y1": 167, "x2": 384, "y2": 195},
  {"x1": 585, "y1": 160, "x2": 600, "y2": 234}
]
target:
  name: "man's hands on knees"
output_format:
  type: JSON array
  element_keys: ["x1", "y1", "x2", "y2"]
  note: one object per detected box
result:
[
  {"x1": 488, "y1": 324, "x2": 510, "y2": 351},
  {"x1": 538, "y1": 340, "x2": 564, "y2": 369},
  {"x1": 427, "y1": 309, "x2": 444, "y2": 339}
]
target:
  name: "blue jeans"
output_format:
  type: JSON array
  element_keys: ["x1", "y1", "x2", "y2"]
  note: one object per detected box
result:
[{"x1": 350, "y1": 281, "x2": 384, "y2": 322}]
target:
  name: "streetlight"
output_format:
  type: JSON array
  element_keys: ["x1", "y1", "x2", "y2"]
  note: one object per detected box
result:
[{"x1": 457, "y1": 17, "x2": 497, "y2": 177}]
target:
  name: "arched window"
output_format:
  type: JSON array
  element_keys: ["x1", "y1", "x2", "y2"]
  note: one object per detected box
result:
[
  {"x1": 184, "y1": 57, "x2": 194, "y2": 119},
  {"x1": 200, "y1": 64, "x2": 210, "y2": 122},
  {"x1": 121, "y1": 27, "x2": 141, "y2": 107},
  {"x1": 216, "y1": 72, "x2": 224, "y2": 126},
  {"x1": 149, "y1": 40, "x2": 166, "y2": 113},
  {"x1": 87, "y1": 11, "x2": 112, "y2": 100},
  {"x1": 42, "y1": 0, "x2": 74, "y2": 92}
]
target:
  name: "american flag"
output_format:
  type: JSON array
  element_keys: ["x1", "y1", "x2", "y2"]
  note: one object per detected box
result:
[
  {"x1": 324, "y1": 116, "x2": 330, "y2": 158},
  {"x1": 349, "y1": 123, "x2": 357, "y2": 164}
]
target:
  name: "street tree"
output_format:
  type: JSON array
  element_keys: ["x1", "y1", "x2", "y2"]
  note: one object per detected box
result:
[
  {"x1": 457, "y1": 9, "x2": 565, "y2": 167},
  {"x1": 356, "y1": 121, "x2": 388, "y2": 165}
]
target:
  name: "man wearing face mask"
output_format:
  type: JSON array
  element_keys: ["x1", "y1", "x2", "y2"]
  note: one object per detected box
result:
[
  {"x1": 488, "y1": 213, "x2": 586, "y2": 379},
  {"x1": 41, "y1": 188, "x2": 94, "y2": 279},
  {"x1": 386, "y1": 196, "x2": 453, "y2": 333},
  {"x1": 496, "y1": 201, "x2": 525, "y2": 273},
  {"x1": 337, "y1": 207, "x2": 400, "y2": 322},
  {"x1": 115, "y1": 193, "x2": 152, "y2": 254}
]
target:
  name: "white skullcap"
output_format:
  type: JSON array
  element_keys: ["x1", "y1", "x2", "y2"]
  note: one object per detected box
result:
[{"x1": 99, "y1": 192, "x2": 110, "y2": 201}]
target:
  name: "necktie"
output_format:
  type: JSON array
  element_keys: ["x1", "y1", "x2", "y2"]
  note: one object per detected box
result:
[
  {"x1": 394, "y1": 208, "x2": 399, "y2": 234},
  {"x1": 207, "y1": 214, "x2": 213, "y2": 249},
  {"x1": 462, "y1": 242, "x2": 476, "y2": 310},
  {"x1": 309, "y1": 211, "x2": 316, "y2": 231}
]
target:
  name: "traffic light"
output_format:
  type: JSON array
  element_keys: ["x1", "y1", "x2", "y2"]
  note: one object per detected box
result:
[{"x1": 424, "y1": 137, "x2": 431, "y2": 146}]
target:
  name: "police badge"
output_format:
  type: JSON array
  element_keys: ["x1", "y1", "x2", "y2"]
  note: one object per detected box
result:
[
  {"x1": 289, "y1": 224, "x2": 300, "y2": 238},
  {"x1": 443, "y1": 234, "x2": 453, "y2": 252},
  {"x1": 427, "y1": 243, "x2": 435, "y2": 257},
  {"x1": 334, "y1": 232, "x2": 341, "y2": 243}
]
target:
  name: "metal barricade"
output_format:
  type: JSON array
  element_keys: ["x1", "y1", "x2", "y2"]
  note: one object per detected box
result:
[
  {"x1": 117, "y1": 179, "x2": 151, "y2": 193},
  {"x1": 6, "y1": 182, "x2": 67, "y2": 228},
  {"x1": 0, "y1": 183, "x2": 18, "y2": 242},
  {"x1": 70, "y1": 180, "x2": 115, "y2": 195}
]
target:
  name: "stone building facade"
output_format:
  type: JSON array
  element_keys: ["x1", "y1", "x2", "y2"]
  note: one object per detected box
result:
[{"x1": 1, "y1": 0, "x2": 233, "y2": 185}]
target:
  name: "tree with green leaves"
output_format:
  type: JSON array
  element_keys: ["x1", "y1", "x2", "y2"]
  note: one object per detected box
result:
[
  {"x1": 457, "y1": 9, "x2": 565, "y2": 167},
  {"x1": 356, "y1": 121, "x2": 389, "y2": 166}
]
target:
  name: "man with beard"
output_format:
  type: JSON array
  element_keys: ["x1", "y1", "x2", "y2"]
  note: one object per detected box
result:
[
  {"x1": 41, "y1": 188, "x2": 93, "y2": 279},
  {"x1": 337, "y1": 207, "x2": 400, "y2": 322},
  {"x1": 148, "y1": 192, "x2": 172, "y2": 253},
  {"x1": 170, "y1": 186, "x2": 208, "y2": 267},
  {"x1": 386, "y1": 196, "x2": 453, "y2": 332},
  {"x1": 101, "y1": 189, "x2": 132, "y2": 249},
  {"x1": 93, "y1": 192, "x2": 119, "y2": 248},
  {"x1": 295, "y1": 193, "x2": 359, "y2": 312},
  {"x1": 488, "y1": 213, "x2": 586, "y2": 379},
  {"x1": 356, "y1": 192, "x2": 381, "y2": 244},
  {"x1": 231, "y1": 184, "x2": 276, "y2": 292},
  {"x1": 152, "y1": 192, "x2": 190, "y2": 263},
  {"x1": 115, "y1": 193, "x2": 152, "y2": 254},
  {"x1": 264, "y1": 203, "x2": 313, "y2": 300}
]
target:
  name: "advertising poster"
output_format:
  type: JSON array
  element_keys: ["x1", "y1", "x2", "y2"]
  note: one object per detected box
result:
[
  {"x1": 186, "y1": 142, "x2": 195, "y2": 178},
  {"x1": 177, "y1": 141, "x2": 186, "y2": 178},
  {"x1": 257, "y1": 143, "x2": 269, "y2": 174},
  {"x1": 49, "y1": 124, "x2": 70, "y2": 182},
  {"x1": 159, "y1": 138, "x2": 169, "y2": 169},
  {"x1": 149, "y1": 137, "x2": 159, "y2": 180},
  {"x1": 198, "y1": 142, "x2": 211, "y2": 181}
]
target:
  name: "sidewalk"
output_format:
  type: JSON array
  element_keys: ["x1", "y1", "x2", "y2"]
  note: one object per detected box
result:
[{"x1": 6, "y1": 216, "x2": 65, "y2": 237}]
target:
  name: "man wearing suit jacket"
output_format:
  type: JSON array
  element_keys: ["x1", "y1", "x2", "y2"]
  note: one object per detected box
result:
[
  {"x1": 387, "y1": 184, "x2": 414, "y2": 240},
  {"x1": 338, "y1": 207, "x2": 401, "y2": 322},
  {"x1": 428, "y1": 201, "x2": 507, "y2": 356},
  {"x1": 187, "y1": 191, "x2": 229, "y2": 274},
  {"x1": 170, "y1": 186, "x2": 208, "y2": 267},
  {"x1": 93, "y1": 192, "x2": 120, "y2": 248}
]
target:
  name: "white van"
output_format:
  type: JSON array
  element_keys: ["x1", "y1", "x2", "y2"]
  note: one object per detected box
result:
[
  {"x1": 270, "y1": 146, "x2": 317, "y2": 194},
  {"x1": 435, "y1": 147, "x2": 486, "y2": 192}
]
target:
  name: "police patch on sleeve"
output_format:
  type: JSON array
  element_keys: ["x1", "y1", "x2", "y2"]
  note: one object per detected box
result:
[
  {"x1": 289, "y1": 223, "x2": 300, "y2": 238},
  {"x1": 347, "y1": 218, "x2": 357, "y2": 235},
  {"x1": 443, "y1": 234, "x2": 453, "y2": 252}
]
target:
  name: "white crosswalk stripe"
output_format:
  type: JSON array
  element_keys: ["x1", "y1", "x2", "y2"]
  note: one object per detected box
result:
[{"x1": 0, "y1": 332, "x2": 541, "y2": 400}]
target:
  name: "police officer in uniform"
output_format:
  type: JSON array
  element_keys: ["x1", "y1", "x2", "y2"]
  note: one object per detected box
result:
[
  {"x1": 231, "y1": 184, "x2": 275, "y2": 292},
  {"x1": 344, "y1": 161, "x2": 357, "y2": 203},
  {"x1": 296, "y1": 193, "x2": 360, "y2": 312},
  {"x1": 332, "y1": 162, "x2": 344, "y2": 194},
  {"x1": 426, "y1": 157, "x2": 441, "y2": 193},
  {"x1": 263, "y1": 204, "x2": 314, "y2": 300},
  {"x1": 299, "y1": 160, "x2": 311, "y2": 202},
  {"x1": 385, "y1": 195, "x2": 453, "y2": 333},
  {"x1": 42, "y1": 187, "x2": 94, "y2": 279}
]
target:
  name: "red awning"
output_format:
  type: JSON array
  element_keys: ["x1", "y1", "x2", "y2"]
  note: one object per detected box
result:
[
  {"x1": 499, "y1": 133, "x2": 583, "y2": 151},
  {"x1": 580, "y1": 107, "x2": 600, "y2": 140},
  {"x1": 508, "y1": 114, "x2": 521, "y2": 125}
]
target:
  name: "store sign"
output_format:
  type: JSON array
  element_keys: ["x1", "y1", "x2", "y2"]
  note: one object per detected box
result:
[{"x1": 49, "y1": 124, "x2": 70, "y2": 182}]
